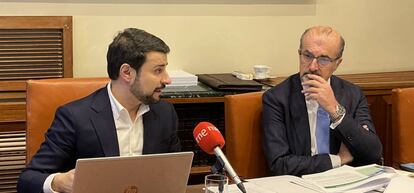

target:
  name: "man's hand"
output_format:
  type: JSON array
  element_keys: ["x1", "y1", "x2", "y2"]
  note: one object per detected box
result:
[
  {"x1": 338, "y1": 142, "x2": 354, "y2": 165},
  {"x1": 52, "y1": 169, "x2": 75, "y2": 193},
  {"x1": 301, "y1": 74, "x2": 338, "y2": 114}
]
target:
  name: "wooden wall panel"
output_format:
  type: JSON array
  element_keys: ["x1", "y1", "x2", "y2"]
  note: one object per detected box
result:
[
  {"x1": 366, "y1": 95, "x2": 393, "y2": 165},
  {"x1": 0, "y1": 16, "x2": 73, "y2": 193}
]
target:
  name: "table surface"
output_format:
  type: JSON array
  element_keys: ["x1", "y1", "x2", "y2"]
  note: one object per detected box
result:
[
  {"x1": 186, "y1": 184, "x2": 204, "y2": 193},
  {"x1": 184, "y1": 169, "x2": 414, "y2": 193}
]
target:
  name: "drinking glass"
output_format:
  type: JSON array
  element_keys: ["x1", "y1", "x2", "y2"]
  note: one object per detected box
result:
[{"x1": 205, "y1": 174, "x2": 228, "y2": 193}]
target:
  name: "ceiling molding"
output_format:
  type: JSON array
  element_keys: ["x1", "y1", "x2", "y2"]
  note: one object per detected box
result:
[{"x1": 1, "y1": 0, "x2": 315, "y2": 5}]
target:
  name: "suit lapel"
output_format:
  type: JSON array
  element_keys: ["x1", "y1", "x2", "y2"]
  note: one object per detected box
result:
[
  {"x1": 142, "y1": 109, "x2": 159, "y2": 154},
  {"x1": 331, "y1": 76, "x2": 345, "y2": 105},
  {"x1": 90, "y1": 87, "x2": 120, "y2": 157},
  {"x1": 290, "y1": 74, "x2": 311, "y2": 155},
  {"x1": 329, "y1": 75, "x2": 344, "y2": 153}
]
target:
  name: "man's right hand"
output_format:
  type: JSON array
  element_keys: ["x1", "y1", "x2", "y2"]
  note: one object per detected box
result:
[
  {"x1": 51, "y1": 169, "x2": 75, "y2": 193},
  {"x1": 338, "y1": 142, "x2": 354, "y2": 165}
]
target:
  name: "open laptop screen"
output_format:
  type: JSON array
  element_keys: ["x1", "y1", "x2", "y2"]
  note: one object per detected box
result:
[{"x1": 72, "y1": 152, "x2": 194, "y2": 193}]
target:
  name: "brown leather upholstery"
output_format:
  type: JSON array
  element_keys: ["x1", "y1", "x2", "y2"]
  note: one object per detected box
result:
[
  {"x1": 392, "y1": 87, "x2": 414, "y2": 168},
  {"x1": 26, "y1": 78, "x2": 109, "y2": 163},
  {"x1": 224, "y1": 91, "x2": 269, "y2": 179}
]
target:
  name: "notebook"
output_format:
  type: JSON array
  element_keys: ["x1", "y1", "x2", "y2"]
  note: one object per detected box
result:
[
  {"x1": 72, "y1": 152, "x2": 194, "y2": 193},
  {"x1": 197, "y1": 73, "x2": 263, "y2": 91}
]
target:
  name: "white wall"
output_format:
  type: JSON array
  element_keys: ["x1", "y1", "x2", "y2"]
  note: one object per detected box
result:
[{"x1": 1, "y1": 0, "x2": 413, "y2": 77}]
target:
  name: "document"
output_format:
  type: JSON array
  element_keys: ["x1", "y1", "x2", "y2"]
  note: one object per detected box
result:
[
  {"x1": 383, "y1": 176, "x2": 414, "y2": 193},
  {"x1": 301, "y1": 164, "x2": 397, "y2": 193},
  {"x1": 227, "y1": 176, "x2": 325, "y2": 193},
  {"x1": 167, "y1": 70, "x2": 198, "y2": 87},
  {"x1": 225, "y1": 165, "x2": 406, "y2": 193}
]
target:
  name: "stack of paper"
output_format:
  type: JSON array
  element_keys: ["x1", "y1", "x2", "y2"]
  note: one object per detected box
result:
[
  {"x1": 226, "y1": 176, "x2": 324, "y2": 193},
  {"x1": 301, "y1": 164, "x2": 398, "y2": 193},
  {"x1": 167, "y1": 70, "x2": 198, "y2": 87},
  {"x1": 225, "y1": 164, "x2": 408, "y2": 193}
]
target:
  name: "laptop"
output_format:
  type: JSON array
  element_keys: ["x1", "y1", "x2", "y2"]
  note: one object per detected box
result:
[{"x1": 72, "y1": 151, "x2": 194, "y2": 193}]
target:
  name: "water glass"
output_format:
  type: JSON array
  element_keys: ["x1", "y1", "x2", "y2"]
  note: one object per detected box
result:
[{"x1": 205, "y1": 174, "x2": 228, "y2": 193}]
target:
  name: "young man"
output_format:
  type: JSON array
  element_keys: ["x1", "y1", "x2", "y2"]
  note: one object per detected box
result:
[
  {"x1": 262, "y1": 26, "x2": 382, "y2": 176},
  {"x1": 17, "y1": 28, "x2": 181, "y2": 193}
]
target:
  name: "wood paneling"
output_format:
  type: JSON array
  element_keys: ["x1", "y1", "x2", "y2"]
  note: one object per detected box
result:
[
  {"x1": 0, "y1": 16, "x2": 73, "y2": 83},
  {"x1": 0, "y1": 16, "x2": 73, "y2": 193},
  {"x1": 0, "y1": 103, "x2": 25, "y2": 123},
  {"x1": 366, "y1": 95, "x2": 392, "y2": 165},
  {"x1": 165, "y1": 97, "x2": 224, "y2": 104},
  {"x1": 0, "y1": 131, "x2": 25, "y2": 193}
]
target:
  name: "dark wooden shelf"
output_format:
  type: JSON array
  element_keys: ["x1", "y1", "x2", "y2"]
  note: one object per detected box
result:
[
  {"x1": 165, "y1": 97, "x2": 224, "y2": 104},
  {"x1": 190, "y1": 165, "x2": 211, "y2": 175}
]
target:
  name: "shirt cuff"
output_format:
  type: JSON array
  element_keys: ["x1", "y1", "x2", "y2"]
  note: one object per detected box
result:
[
  {"x1": 329, "y1": 154, "x2": 341, "y2": 168},
  {"x1": 43, "y1": 173, "x2": 59, "y2": 193},
  {"x1": 330, "y1": 113, "x2": 345, "y2": 129}
]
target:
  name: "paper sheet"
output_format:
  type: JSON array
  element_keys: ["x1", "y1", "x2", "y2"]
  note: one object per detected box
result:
[
  {"x1": 302, "y1": 164, "x2": 397, "y2": 193},
  {"x1": 383, "y1": 176, "x2": 414, "y2": 193},
  {"x1": 227, "y1": 176, "x2": 324, "y2": 193}
]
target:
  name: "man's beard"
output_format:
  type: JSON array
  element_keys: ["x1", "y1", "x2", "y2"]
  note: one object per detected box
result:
[{"x1": 130, "y1": 78, "x2": 165, "y2": 105}]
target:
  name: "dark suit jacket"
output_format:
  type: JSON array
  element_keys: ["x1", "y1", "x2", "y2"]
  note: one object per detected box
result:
[
  {"x1": 17, "y1": 87, "x2": 181, "y2": 193},
  {"x1": 262, "y1": 73, "x2": 382, "y2": 176}
]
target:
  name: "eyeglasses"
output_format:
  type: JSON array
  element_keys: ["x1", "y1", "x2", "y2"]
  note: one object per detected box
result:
[{"x1": 298, "y1": 50, "x2": 340, "y2": 66}]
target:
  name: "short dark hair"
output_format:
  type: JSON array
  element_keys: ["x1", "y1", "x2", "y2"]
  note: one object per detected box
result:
[{"x1": 106, "y1": 28, "x2": 170, "y2": 80}]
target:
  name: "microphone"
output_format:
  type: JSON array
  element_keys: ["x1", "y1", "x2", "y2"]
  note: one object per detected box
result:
[{"x1": 193, "y1": 122, "x2": 247, "y2": 193}]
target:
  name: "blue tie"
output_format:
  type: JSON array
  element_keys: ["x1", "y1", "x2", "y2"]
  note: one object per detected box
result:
[{"x1": 316, "y1": 106, "x2": 330, "y2": 154}]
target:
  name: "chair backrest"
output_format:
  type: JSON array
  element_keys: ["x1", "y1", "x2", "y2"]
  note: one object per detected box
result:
[
  {"x1": 392, "y1": 87, "x2": 414, "y2": 168},
  {"x1": 392, "y1": 88, "x2": 414, "y2": 168},
  {"x1": 26, "y1": 78, "x2": 109, "y2": 163},
  {"x1": 224, "y1": 91, "x2": 269, "y2": 179}
]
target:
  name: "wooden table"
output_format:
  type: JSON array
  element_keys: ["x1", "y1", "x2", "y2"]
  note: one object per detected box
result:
[{"x1": 186, "y1": 184, "x2": 204, "y2": 193}]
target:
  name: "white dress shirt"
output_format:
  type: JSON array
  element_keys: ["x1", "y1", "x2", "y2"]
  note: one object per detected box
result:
[
  {"x1": 43, "y1": 82, "x2": 149, "y2": 193},
  {"x1": 304, "y1": 78, "x2": 343, "y2": 168},
  {"x1": 107, "y1": 82, "x2": 149, "y2": 156}
]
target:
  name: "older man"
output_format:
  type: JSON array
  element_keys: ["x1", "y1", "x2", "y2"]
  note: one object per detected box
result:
[{"x1": 262, "y1": 26, "x2": 382, "y2": 176}]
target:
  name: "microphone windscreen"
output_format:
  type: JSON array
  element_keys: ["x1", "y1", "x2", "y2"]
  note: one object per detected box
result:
[{"x1": 193, "y1": 122, "x2": 225, "y2": 154}]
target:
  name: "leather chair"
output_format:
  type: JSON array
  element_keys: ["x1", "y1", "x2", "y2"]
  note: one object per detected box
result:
[
  {"x1": 224, "y1": 91, "x2": 269, "y2": 179},
  {"x1": 392, "y1": 87, "x2": 414, "y2": 168},
  {"x1": 26, "y1": 78, "x2": 108, "y2": 163}
]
